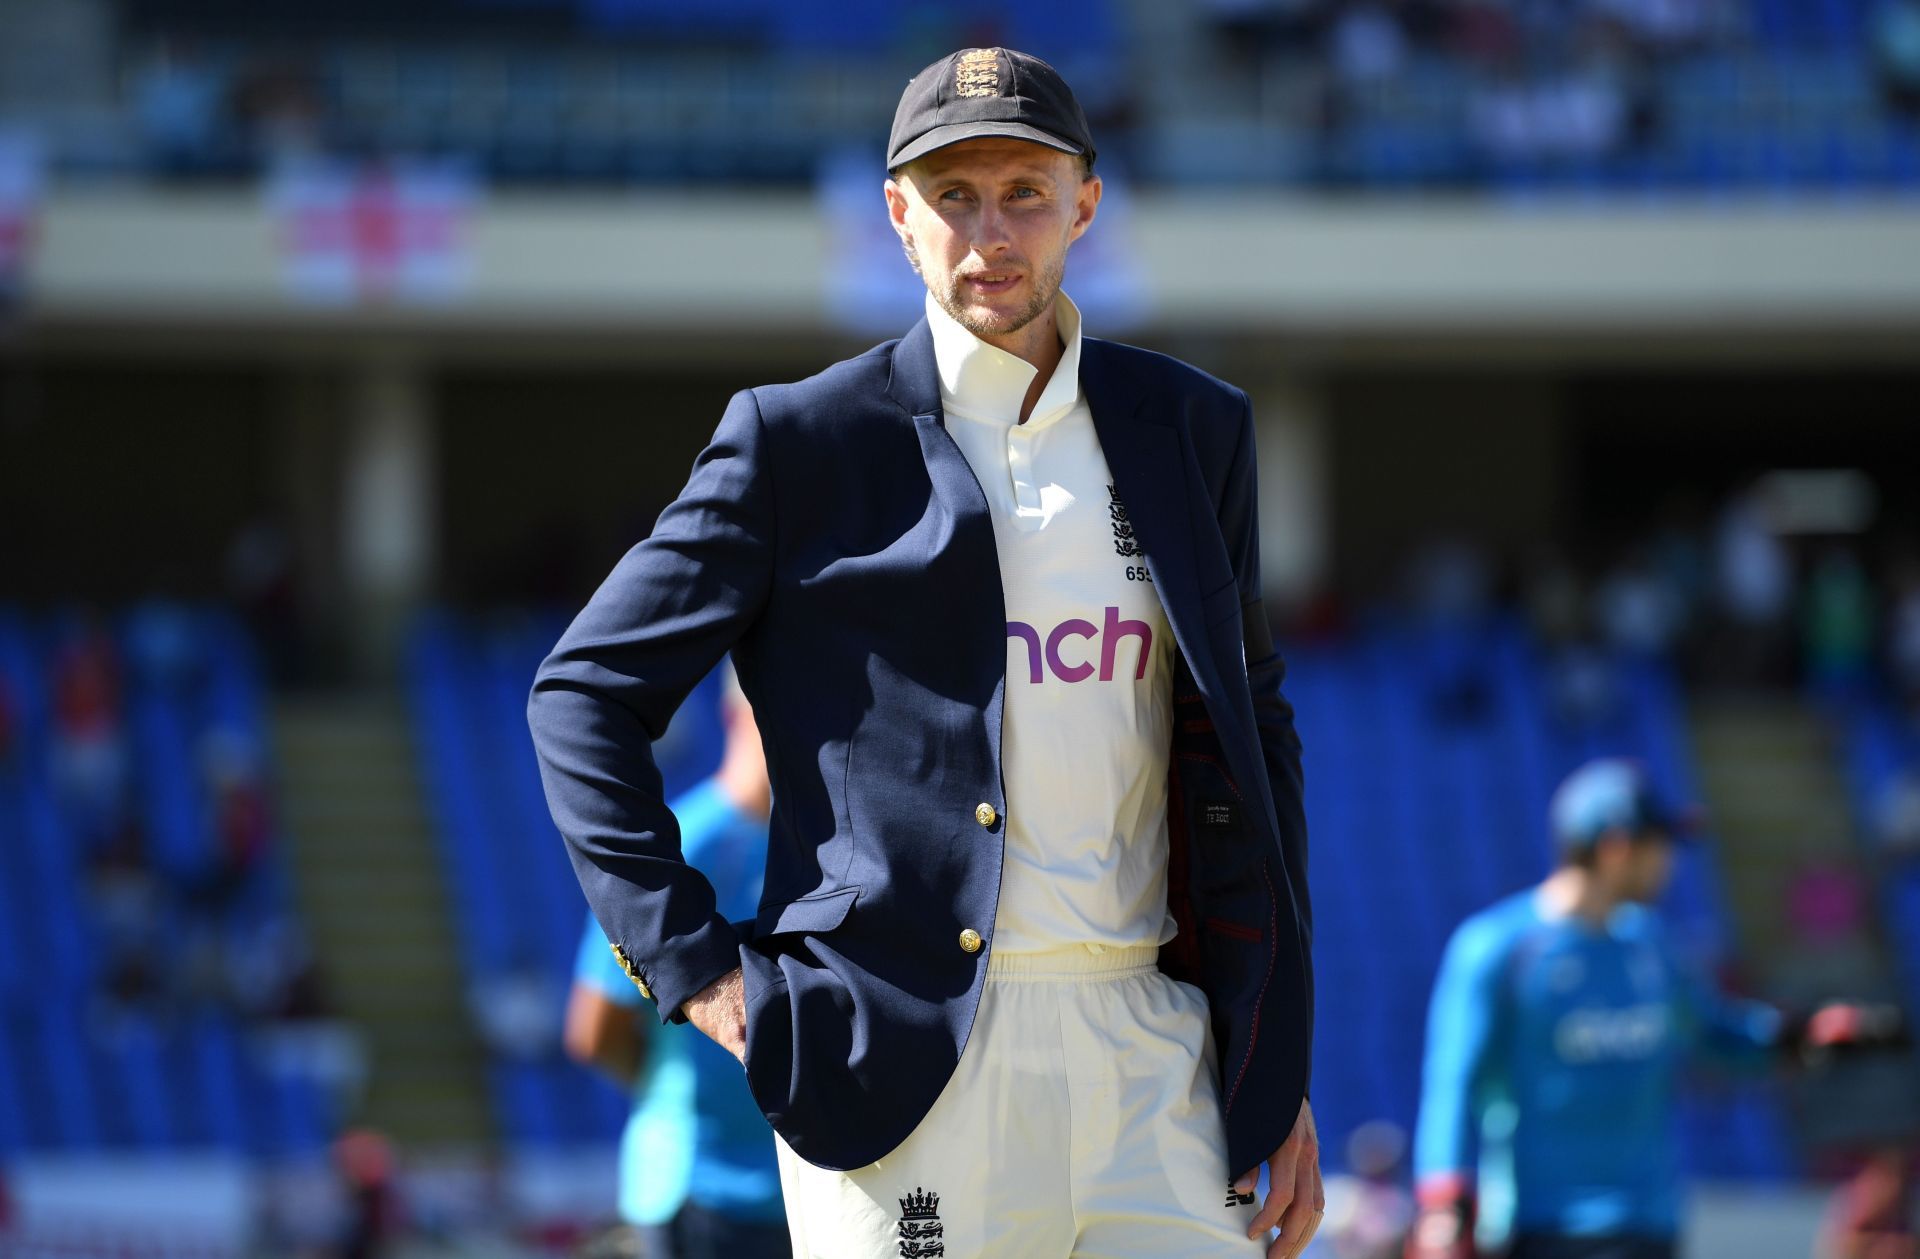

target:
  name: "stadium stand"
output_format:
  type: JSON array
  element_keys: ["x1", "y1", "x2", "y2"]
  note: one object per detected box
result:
[
  {"x1": 0, "y1": 605, "x2": 333, "y2": 1161},
  {"x1": 402, "y1": 608, "x2": 1793, "y2": 1176},
  {"x1": 49, "y1": 0, "x2": 1913, "y2": 191},
  {"x1": 1838, "y1": 696, "x2": 1920, "y2": 1018},
  {"x1": 405, "y1": 612, "x2": 726, "y2": 1149}
]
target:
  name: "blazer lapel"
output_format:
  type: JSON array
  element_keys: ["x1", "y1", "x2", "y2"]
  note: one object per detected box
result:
[
  {"x1": 885, "y1": 318, "x2": 942, "y2": 420},
  {"x1": 888, "y1": 317, "x2": 1000, "y2": 577},
  {"x1": 1081, "y1": 339, "x2": 1210, "y2": 693}
]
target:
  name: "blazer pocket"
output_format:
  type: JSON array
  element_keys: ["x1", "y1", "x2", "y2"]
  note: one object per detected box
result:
[
  {"x1": 752, "y1": 885, "x2": 861, "y2": 938},
  {"x1": 1204, "y1": 915, "x2": 1264, "y2": 943}
]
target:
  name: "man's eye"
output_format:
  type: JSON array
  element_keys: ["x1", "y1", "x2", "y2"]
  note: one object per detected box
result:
[
  {"x1": 940, "y1": 188, "x2": 970, "y2": 201},
  {"x1": 1010, "y1": 187, "x2": 1038, "y2": 199}
]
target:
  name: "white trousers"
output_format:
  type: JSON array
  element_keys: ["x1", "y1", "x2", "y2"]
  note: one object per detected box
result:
[{"x1": 773, "y1": 944, "x2": 1266, "y2": 1258}]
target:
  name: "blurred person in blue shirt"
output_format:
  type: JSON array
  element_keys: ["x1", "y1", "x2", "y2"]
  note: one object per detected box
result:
[
  {"x1": 566, "y1": 665, "x2": 785, "y2": 1259},
  {"x1": 1408, "y1": 759, "x2": 1904, "y2": 1259}
]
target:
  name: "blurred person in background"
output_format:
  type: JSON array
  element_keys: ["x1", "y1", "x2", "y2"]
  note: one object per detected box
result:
[
  {"x1": 565, "y1": 666, "x2": 784, "y2": 1259},
  {"x1": 125, "y1": 587, "x2": 208, "y2": 697},
  {"x1": 1873, "y1": 0, "x2": 1920, "y2": 117},
  {"x1": 332, "y1": 1129, "x2": 401, "y2": 1259},
  {"x1": 177, "y1": 725, "x2": 274, "y2": 1008},
  {"x1": 1408, "y1": 759, "x2": 1907, "y2": 1259},
  {"x1": 1205, "y1": 0, "x2": 1330, "y2": 80},
  {"x1": 1595, "y1": 548, "x2": 1683, "y2": 664},
  {"x1": 196, "y1": 724, "x2": 273, "y2": 909},
  {"x1": 1321, "y1": 1119, "x2": 1415, "y2": 1259},
  {"x1": 227, "y1": 52, "x2": 325, "y2": 166},
  {"x1": 226, "y1": 513, "x2": 303, "y2": 683},
  {"x1": 83, "y1": 812, "x2": 164, "y2": 1011},
  {"x1": 1646, "y1": 510, "x2": 1709, "y2": 646},
  {"x1": 49, "y1": 610, "x2": 128, "y2": 852},
  {"x1": 1885, "y1": 555, "x2": 1920, "y2": 715},
  {"x1": 1772, "y1": 866, "x2": 1920, "y2": 1259},
  {"x1": 1522, "y1": 548, "x2": 1618, "y2": 730},
  {"x1": 1585, "y1": 0, "x2": 1728, "y2": 58},
  {"x1": 240, "y1": 916, "x2": 369, "y2": 1119},
  {"x1": 132, "y1": 35, "x2": 225, "y2": 177},
  {"x1": 1711, "y1": 489, "x2": 1793, "y2": 686},
  {"x1": 1872, "y1": 766, "x2": 1920, "y2": 860},
  {"x1": 1408, "y1": 539, "x2": 1497, "y2": 723},
  {"x1": 1804, "y1": 548, "x2": 1876, "y2": 702},
  {"x1": 1772, "y1": 865, "x2": 1920, "y2": 1166},
  {"x1": 1330, "y1": 0, "x2": 1411, "y2": 92},
  {"x1": 1819, "y1": 1146, "x2": 1919, "y2": 1259}
]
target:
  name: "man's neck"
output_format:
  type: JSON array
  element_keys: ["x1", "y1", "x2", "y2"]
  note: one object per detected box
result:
[{"x1": 1536, "y1": 867, "x2": 1618, "y2": 927}]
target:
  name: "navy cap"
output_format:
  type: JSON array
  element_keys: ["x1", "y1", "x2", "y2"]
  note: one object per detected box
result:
[
  {"x1": 1549, "y1": 758, "x2": 1700, "y2": 851},
  {"x1": 887, "y1": 48, "x2": 1096, "y2": 173}
]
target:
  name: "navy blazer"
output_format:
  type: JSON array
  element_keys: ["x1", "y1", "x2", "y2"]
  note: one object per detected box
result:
[{"x1": 528, "y1": 318, "x2": 1312, "y2": 1179}]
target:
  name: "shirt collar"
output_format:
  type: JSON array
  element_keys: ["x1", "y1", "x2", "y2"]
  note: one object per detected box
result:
[{"x1": 925, "y1": 288, "x2": 1084, "y2": 429}]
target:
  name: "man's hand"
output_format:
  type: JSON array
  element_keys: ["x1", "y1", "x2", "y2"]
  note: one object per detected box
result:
[
  {"x1": 562, "y1": 982, "x2": 647, "y2": 1086},
  {"x1": 1237, "y1": 1097, "x2": 1324, "y2": 1259},
  {"x1": 1404, "y1": 1176, "x2": 1477, "y2": 1259},
  {"x1": 1803, "y1": 1002, "x2": 1909, "y2": 1050},
  {"x1": 683, "y1": 966, "x2": 748, "y2": 1065},
  {"x1": 1786, "y1": 1001, "x2": 1911, "y2": 1067}
]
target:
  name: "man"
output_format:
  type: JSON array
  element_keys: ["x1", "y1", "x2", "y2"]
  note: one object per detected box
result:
[
  {"x1": 564, "y1": 668, "x2": 786, "y2": 1259},
  {"x1": 1408, "y1": 758, "x2": 1905, "y2": 1259},
  {"x1": 530, "y1": 47, "x2": 1319, "y2": 1258}
]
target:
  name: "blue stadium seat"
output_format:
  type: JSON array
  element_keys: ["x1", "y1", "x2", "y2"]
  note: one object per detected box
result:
[
  {"x1": 410, "y1": 619, "x2": 520, "y2": 972},
  {"x1": 0, "y1": 606, "x2": 331, "y2": 1160},
  {"x1": 0, "y1": 1020, "x2": 25, "y2": 1156},
  {"x1": 127, "y1": 683, "x2": 210, "y2": 883},
  {"x1": 39, "y1": 1001, "x2": 104, "y2": 1151},
  {"x1": 99, "y1": 1015, "x2": 177, "y2": 1150},
  {"x1": 409, "y1": 611, "x2": 729, "y2": 1146}
]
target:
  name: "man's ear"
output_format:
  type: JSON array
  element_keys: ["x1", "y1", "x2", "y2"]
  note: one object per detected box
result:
[
  {"x1": 884, "y1": 176, "x2": 912, "y2": 243},
  {"x1": 1067, "y1": 173, "x2": 1102, "y2": 245}
]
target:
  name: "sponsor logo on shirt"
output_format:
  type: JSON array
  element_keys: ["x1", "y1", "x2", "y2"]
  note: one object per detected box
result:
[
  {"x1": 1553, "y1": 1002, "x2": 1669, "y2": 1063},
  {"x1": 1007, "y1": 606, "x2": 1154, "y2": 683}
]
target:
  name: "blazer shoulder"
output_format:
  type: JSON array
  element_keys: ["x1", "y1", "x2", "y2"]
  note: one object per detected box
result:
[
  {"x1": 1087, "y1": 336, "x2": 1250, "y2": 415},
  {"x1": 747, "y1": 338, "x2": 899, "y2": 429}
]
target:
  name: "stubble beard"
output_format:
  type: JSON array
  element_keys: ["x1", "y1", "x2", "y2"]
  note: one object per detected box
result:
[{"x1": 908, "y1": 240, "x2": 1066, "y2": 341}]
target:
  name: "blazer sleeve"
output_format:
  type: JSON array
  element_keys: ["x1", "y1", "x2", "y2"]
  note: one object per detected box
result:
[
  {"x1": 527, "y1": 387, "x2": 775, "y2": 1022},
  {"x1": 1219, "y1": 387, "x2": 1313, "y2": 1019}
]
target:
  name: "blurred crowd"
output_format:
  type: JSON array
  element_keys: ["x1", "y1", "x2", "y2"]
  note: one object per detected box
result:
[
  {"x1": 1354, "y1": 485, "x2": 1920, "y2": 731},
  {"x1": 0, "y1": 606, "x2": 361, "y2": 1109},
  {"x1": 1208, "y1": 0, "x2": 1920, "y2": 173},
  {"x1": 4, "y1": 0, "x2": 1917, "y2": 190}
]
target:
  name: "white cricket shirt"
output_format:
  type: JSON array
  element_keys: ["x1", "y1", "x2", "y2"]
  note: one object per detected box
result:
[{"x1": 927, "y1": 290, "x2": 1177, "y2": 955}]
